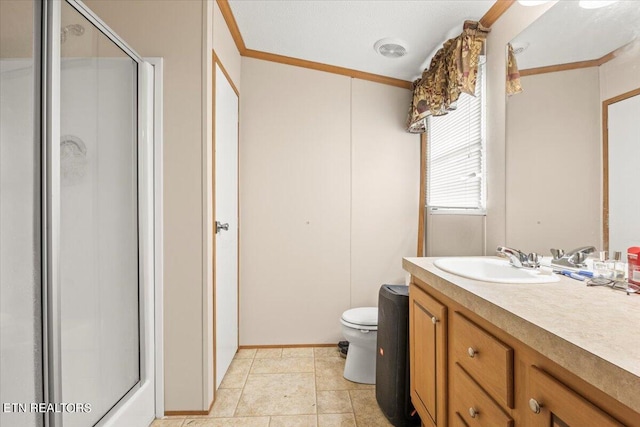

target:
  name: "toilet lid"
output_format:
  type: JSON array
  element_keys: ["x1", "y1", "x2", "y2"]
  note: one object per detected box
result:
[{"x1": 341, "y1": 307, "x2": 378, "y2": 326}]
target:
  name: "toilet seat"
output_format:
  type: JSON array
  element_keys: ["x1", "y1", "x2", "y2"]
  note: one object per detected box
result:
[
  {"x1": 340, "y1": 319, "x2": 377, "y2": 331},
  {"x1": 341, "y1": 307, "x2": 378, "y2": 330}
]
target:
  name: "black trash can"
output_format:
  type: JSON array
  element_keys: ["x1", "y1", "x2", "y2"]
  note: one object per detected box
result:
[{"x1": 376, "y1": 285, "x2": 421, "y2": 427}]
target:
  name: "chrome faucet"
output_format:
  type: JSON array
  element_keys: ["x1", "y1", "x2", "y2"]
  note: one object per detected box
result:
[
  {"x1": 550, "y1": 246, "x2": 596, "y2": 269},
  {"x1": 496, "y1": 246, "x2": 540, "y2": 269}
]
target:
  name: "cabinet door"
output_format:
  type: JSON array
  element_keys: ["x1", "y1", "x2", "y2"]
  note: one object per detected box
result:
[
  {"x1": 528, "y1": 366, "x2": 623, "y2": 427},
  {"x1": 410, "y1": 283, "x2": 447, "y2": 427}
]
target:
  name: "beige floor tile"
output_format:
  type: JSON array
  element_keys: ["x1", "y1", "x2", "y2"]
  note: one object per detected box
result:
[
  {"x1": 349, "y1": 389, "x2": 392, "y2": 427},
  {"x1": 317, "y1": 413, "x2": 356, "y2": 427},
  {"x1": 250, "y1": 357, "x2": 314, "y2": 374},
  {"x1": 235, "y1": 373, "x2": 317, "y2": 416},
  {"x1": 234, "y1": 348, "x2": 258, "y2": 359},
  {"x1": 313, "y1": 347, "x2": 340, "y2": 358},
  {"x1": 220, "y1": 359, "x2": 253, "y2": 389},
  {"x1": 149, "y1": 419, "x2": 185, "y2": 427},
  {"x1": 269, "y1": 415, "x2": 318, "y2": 427},
  {"x1": 255, "y1": 348, "x2": 283, "y2": 358},
  {"x1": 314, "y1": 358, "x2": 374, "y2": 391},
  {"x1": 183, "y1": 417, "x2": 269, "y2": 427},
  {"x1": 208, "y1": 388, "x2": 242, "y2": 417},
  {"x1": 282, "y1": 347, "x2": 315, "y2": 358},
  {"x1": 317, "y1": 390, "x2": 353, "y2": 414}
]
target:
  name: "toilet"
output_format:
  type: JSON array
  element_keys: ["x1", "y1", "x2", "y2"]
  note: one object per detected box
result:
[{"x1": 340, "y1": 307, "x2": 378, "y2": 384}]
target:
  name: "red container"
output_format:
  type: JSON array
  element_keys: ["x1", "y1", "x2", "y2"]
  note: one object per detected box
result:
[{"x1": 628, "y1": 247, "x2": 640, "y2": 286}]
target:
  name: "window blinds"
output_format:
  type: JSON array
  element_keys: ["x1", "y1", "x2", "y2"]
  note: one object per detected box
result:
[{"x1": 427, "y1": 61, "x2": 486, "y2": 212}]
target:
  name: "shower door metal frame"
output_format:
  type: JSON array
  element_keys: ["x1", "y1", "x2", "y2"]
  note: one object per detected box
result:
[
  {"x1": 42, "y1": 0, "x2": 62, "y2": 423},
  {"x1": 42, "y1": 0, "x2": 156, "y2": 425}
]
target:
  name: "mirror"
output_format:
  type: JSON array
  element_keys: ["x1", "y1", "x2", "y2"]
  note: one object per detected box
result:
[{"x1": 505, "y1": 0, "x2": 640, "y2": 256}]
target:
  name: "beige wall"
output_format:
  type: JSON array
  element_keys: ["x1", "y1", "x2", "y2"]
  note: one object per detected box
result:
[
  {"x1": 239, "y1": 58, "x2": 351, "y2": 345},
  {"x1": 427, "y1": 215, "x2": 485, "y2": 256},
  {"x1": 239, "y1": 58, "x2": 419, "y2": 345},
  {"x1": 83, "y1": 0, "x2": 210, "y2": 412},
  {"x1": 506, "y1": 68, "x2": 601, "y2": 253},
  {"x1": 350, "y1": 79, "x2": 420, "y2": 307}
]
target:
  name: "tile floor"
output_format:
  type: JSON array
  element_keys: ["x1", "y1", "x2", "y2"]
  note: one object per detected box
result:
[{"x1": 151, "y1": 347, "x2": 393, "y2": 427}]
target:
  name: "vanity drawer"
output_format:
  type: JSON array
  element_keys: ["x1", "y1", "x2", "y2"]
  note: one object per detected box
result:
[
  {"x1": 452, "y1": 312, "x2": 514, "y2": 408},
  {"x1": 452, "y1": 363, "x2": 514, "y2": 427}
]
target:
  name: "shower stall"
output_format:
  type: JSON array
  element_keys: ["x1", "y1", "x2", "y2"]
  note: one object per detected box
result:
[{"x1": 1, "y1": 1, "x2": 157, "y2": 426}]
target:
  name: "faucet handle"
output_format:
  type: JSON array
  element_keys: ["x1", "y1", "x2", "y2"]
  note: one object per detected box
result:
[
  {"x1": 550, "y1": 248, "x2": 564, "y2": 260},
  {"x1": 571, "y1": 252, "x2": 588, "y2": 266},
  {"x1": 527, "y1": 252, "x2": 541, "y2": 268}
]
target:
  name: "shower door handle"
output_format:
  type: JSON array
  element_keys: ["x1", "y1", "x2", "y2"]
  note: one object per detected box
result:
[{"x1": 216, "y1": 221, "x2": 229, "y2": 234}]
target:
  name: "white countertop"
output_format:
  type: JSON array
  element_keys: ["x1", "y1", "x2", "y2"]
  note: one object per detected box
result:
[{"x1": 403, "y1": 256, "x2": 640, "y2": 412}]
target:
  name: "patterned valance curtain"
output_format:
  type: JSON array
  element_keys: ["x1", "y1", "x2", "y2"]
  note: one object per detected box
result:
[
  {"x1": 406, "y1": 20, "x2": 490, "y2": 133},
  {"x1": 506, "y1": 43, "x2": 523, "y2": 96}
]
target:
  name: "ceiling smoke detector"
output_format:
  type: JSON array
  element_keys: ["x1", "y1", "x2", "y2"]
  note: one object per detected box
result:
[{"x1": 374, "y1": 38, "x2": 408, "y2": 59}]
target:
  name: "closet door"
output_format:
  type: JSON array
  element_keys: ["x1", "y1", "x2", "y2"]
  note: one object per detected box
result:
[{"x1": 214, "y1": 62, "x2": 239, "y2": 389}]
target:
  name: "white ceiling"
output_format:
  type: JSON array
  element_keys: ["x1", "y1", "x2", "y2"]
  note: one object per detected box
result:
[
  {"x1": 228, "y1": 0, "x2": 495, "y2": 82},
  {"x1": 512, "y1": 0, "x2": 640, "y2": 70}
]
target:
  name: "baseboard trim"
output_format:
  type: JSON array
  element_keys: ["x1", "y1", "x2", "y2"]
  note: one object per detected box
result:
[
  {"x1": 164, "y1": 398, "x2": 215, "y2": 417},
  {"x1": 238, "y1": 343, "x2": 336, "y2": 349}
]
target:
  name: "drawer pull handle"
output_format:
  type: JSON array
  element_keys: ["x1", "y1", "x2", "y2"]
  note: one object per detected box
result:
[
  {"x1": 431, "y1": 316, "x2": 439, "y2": 325},
  {"x1": 529, "y1": 398, "x2": 542, "y2": 414},
  {"x1": 469, "y1": 407, "x2": 479, "y2": 418},
  {"x1": 467, "y1": 347, "x2": 477, "y2": 358}
]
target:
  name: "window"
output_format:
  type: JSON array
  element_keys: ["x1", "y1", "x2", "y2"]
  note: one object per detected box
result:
[{"x1": 427, "y1": 59, "x2": 486, "y2": 214}]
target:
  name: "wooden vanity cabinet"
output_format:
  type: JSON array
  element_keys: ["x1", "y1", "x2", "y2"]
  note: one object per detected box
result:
[
  {"x1": 409, "y1": 277, "x2": 639, "y2": 427},
  {"x1": 409, "y1": 283, "x2": 447, "y2": 427}
]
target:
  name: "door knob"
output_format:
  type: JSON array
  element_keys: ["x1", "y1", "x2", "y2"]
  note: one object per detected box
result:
[{"x1": 216, "y1": 221, "x2": 229, "y2": 233}]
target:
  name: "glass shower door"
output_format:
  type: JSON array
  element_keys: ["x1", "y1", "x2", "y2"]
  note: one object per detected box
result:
[{"x1": 58, "y1": 1, "x2": 143, "y2": 425}]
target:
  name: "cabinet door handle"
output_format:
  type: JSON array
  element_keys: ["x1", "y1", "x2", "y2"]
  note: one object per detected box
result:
[
  {"x1": 431, "y1": 316, "x2": 439, "y2": 325},
  {"x1": 469, "y1": 407, "x2": 479, "y2": 418},
  {"x1": 467, "y1": 347, "x2": 477, "y2": 358},
  {"x1": 529, "y1": 398, "x2": 542, "y2": 414}
]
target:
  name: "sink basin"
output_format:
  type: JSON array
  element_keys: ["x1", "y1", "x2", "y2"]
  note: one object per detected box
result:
[{"x1": 433, "y1": 257, "x2": 560, "y2": 284}]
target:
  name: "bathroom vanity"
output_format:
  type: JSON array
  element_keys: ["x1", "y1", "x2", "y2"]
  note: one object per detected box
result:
[{"x1": 403, "y1": 257, "x2": 640, "y2": 427}]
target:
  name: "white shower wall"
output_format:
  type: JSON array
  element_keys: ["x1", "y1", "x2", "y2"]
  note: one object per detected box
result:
[{"x1": 59, "y1": 57, "x2": 139, "y2": 426}]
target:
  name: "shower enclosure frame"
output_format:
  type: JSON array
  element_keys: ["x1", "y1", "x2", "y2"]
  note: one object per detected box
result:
[{"x1": 40, "y1": 0, "x2": 159, "y2": 425}]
